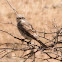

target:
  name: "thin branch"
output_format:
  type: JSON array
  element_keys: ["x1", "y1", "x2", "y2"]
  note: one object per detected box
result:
[
  {"x1": 0, "y1": 50, "x2": 14, "y2": 58},
  {"x1": 6, "y1": 0, "x2": 18, "y2": 15},
  {"x1": 0, "y1": 29, "x2": 26, "y2": 42},
  {"x1": 0, "y1": 22, "x2": 16, "y2": 26}
]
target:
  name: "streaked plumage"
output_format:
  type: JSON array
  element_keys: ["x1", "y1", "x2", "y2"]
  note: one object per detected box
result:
[{"x1": 16, "y1": 14, "x2": 47, "y2": 48}]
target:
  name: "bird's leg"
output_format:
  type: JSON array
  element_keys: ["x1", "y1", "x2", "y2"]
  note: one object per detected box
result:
[
  {"x1": 25, "y1": 38, "x2": 32, "y2": 45},
  {"x1": 21, "y1": 38, "x2": 30, "y2": 45},
  {"x1": 21, "y1": 38, "x2": 28, "y2": 45},
  {"x1": 27, "y1": 40, "x2": 32, "y2": 45}
]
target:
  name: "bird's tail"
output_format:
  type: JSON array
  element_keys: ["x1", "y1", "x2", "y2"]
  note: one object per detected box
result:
[
  {"x1": 36, "y1": 39, "x2": 48, "y2": 48},
  {"x1": 32, "y1": 36, "x2": 48, "y2": 48}
]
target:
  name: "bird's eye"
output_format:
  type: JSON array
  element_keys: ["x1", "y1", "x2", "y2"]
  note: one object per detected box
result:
[
  {"x1": 17, "y1": 18, "x2": 18, "y2": 19},
  {"x1": 17, "y1": 18, "x2": 21, "y2": 19}
]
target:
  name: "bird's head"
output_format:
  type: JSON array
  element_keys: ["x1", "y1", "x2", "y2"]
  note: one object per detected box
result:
[{"x1": 16, "y1": 14, "x2": 25, "y2": 22}]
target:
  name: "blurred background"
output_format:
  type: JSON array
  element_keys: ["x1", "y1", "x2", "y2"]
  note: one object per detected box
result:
[{"x1": 0, "y1": 0, "x2": 62, "y2": 62}]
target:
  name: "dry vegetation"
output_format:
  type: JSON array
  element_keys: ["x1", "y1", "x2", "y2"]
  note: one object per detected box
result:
[{"x1": 0, "y1": 0, "x2": 62, "y2": 62}]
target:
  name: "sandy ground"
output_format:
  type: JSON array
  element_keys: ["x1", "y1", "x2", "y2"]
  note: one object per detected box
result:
[{"x1": 0, "y1": 0, "x2": 62, "y2": 62}]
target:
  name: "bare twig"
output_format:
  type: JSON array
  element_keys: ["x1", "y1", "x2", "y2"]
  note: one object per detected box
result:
[{"x1": 6, "y1": 0, "x2": 18, "y2": 15}]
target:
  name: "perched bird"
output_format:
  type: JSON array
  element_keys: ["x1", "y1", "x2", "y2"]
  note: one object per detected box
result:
[{"x1": 16, "y1": 14, "x2": 47, "y2": 48}]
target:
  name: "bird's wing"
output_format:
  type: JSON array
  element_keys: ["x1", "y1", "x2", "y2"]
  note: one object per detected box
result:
[{"x1": 21, "y1": 21, "x2": 38, "y2": 38}]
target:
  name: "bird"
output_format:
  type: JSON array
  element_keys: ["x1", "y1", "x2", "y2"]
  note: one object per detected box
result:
[{"x1": 16, "y1": 14, "x2": 47, "y2": 48}]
